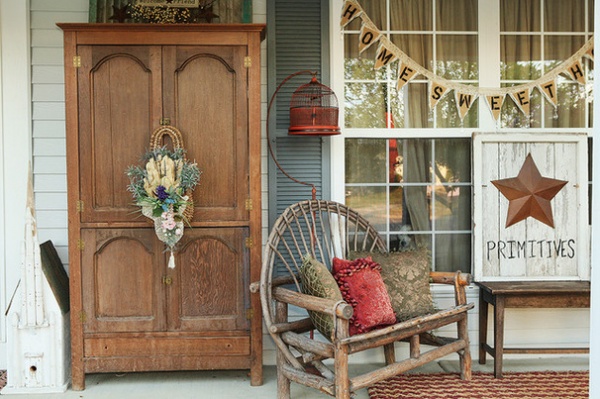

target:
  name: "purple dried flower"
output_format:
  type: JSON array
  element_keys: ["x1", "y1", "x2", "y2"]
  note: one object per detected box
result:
[{"x1": 155, "y1": 185, "x2": 169, "y2": 201}]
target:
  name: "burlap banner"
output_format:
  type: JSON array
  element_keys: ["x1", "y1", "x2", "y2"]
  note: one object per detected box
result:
[{"x1": 341, "y1": 0, "x2": 594, "y2": 121}]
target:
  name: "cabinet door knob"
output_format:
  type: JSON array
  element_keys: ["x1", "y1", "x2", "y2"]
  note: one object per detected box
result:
[{"x1": 163, "y1": 276, "x2": 173, "y2": 285}]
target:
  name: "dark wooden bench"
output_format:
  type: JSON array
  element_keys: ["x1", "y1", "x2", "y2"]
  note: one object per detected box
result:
[{"x1": 476, "y1": 280, "x2": 590, "y2": 378}]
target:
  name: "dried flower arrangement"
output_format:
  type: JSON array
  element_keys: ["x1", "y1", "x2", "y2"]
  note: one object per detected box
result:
[{"x1": 126, "y1": 127, "x2": 201, "y2": 268}]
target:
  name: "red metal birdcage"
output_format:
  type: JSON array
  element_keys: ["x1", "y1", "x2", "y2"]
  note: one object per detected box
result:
[{"x1": 288, "y1": 76, "x2": 341, "y2": 136}]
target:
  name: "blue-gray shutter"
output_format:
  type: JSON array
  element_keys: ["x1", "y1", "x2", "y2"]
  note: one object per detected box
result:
[{"x1": 267, "y1": 0, "x2": 332, "y2": 227}]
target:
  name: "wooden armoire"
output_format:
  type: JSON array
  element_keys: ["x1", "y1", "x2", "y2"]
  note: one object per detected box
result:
[{"x1": 58, "y1": 23, "x2": 265, "y2": 390}]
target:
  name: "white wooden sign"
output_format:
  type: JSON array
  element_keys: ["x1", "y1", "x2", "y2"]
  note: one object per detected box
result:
[{"x1": 473, "y1": 133, "x2": 589, "y2": 281}]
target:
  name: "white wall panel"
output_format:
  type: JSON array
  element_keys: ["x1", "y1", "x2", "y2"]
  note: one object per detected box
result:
[
  {"x1": 32, "y1": 65, "x2": 64, "y2": 84},
  {"x1": 35, "y1": 193, "x2": 67, "y2": 210},
  {"x1": 33, "y1": 138, "x2": 66, "y2": 156},
  {"x1": 34, "y1": 174, "x2": 67, "y2": 192},
  {"x1": 31, "y1": 11, "x2": 88, "y2": 28},
  {"x1": 32, "y1": 102, "x2": 65, "y2": 120},
  {"x1": 33, "y1": 84, "x2": 65, "y2": 102},
  {"x1": 33, "y1": 156, "x2": 67, "y2": 174},
  {"x1": 33, "y1": 120, "x2": 66, "y2": 138}
]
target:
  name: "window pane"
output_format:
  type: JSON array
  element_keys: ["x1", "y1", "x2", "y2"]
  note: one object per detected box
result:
[
  {"x1": 543, "y1": 82, "x2": 587, "y2": 128},
  {"x1": 391, "y1": 0, "x2": 432, "y2": 31},
  {"x1": 544, "y1": 0, "x2": 586, "y2": 32},
  {"x1": 344, "y1": 34, "x2": 385, "y2": 81},
  {"x1": 544, "y1": 36, "x2": 585, "y2": 69},
  {"x1": 500, "y1": 86, "x2": 543, "y2": 128},
  {"x1": 435, "y1": 233, "x2": 471, "y2": 272},
  {"x1": 500, "y1": 0, "x2": 540, "y2": 32},
  {"x1": 435, "y1": 139, "x2": 471, "y2": 183},
  {"x1": 394, "y1": 139, "x2": 432, "y2": 183},
  {"x1": 436, "y1": 0, "x2": 478, "y2": 31},
  {"x1": 346, "y1": 0, "x2": 385, "y2": 30},
  {"x1": 435, "y1": 35, "x2": 478, "y2": 80},
  {"x1": 393, "y1": 83, "x2": 433, "y2": 128},
  {"x1": 346, "y1": 139, "x2": 387, "y2": 183},
  {"x1": 433, "y1": 186, "x2": 471, "y2": 230},
  {"x1": 345, "y1": 83, "x2": 387, "y2": 128},
  {"x1": 435, "y1": 90, "x2": 479, "y2": 128},
  {"x1": 391, "y1": 34, "x2": 433, "y2": 71},
  {"x1": 500, "y1": 35, "x2": 542, "y2": 80},
  {"x1": 345, "y1": 186, "x2": 387, "y2": 230}
]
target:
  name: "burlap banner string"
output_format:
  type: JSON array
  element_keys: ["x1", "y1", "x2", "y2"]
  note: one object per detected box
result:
[{"x1": 341, "y1": 0, "x2": 595, "y2": 121}]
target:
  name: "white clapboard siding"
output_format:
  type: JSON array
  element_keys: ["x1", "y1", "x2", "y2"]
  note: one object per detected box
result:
[
  {"x1": 32, "y1": 48, "x2": 64, "y2": 65},
  {"x1": 33, "y1": 84, "x2": 65, "y2": 102},
  {"x1": 35, "y1": 193, "x2": 67, "y2": 210},
  {"x1": 473, "y1": 133, "x2": 589, "y2": 281},
  {"x1": 30, "y1": 1, "x2": 87, "y2": 273},
  {"x1": 33, "y1": 156, "x2": 67, "y2": 175},
  {"x1": 33, "y1": 120, "x2": 66, "y2": 138},
  {"x1": 33, "y1": 138, "x2": 66, "y2": 157}
]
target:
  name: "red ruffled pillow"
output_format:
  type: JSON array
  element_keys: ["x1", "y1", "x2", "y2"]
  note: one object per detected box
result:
[{"x1": 332, "y1": 257, "x2": 396, "y2": 335}]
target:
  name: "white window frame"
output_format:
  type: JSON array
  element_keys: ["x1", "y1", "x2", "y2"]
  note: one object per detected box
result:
[
  {"x1": 330, "y1": 0, "x2": 594, "y2": 203},
  {"x1": 0, "y1": 0, "x2": 32, "y2": 356}
]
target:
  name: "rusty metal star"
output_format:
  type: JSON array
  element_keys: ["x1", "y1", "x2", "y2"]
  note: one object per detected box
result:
[
  {"x1": 491, "y1": 153, "x2": 567, "y2": 228},
  {"x1": 109, "y1": 4, "x2": 130, "y2": 23}
]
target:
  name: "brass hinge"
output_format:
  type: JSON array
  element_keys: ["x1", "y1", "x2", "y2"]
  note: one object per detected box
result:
[
  {"x1": 244, "y1": 56, "x2": 252, "y2": 68},
  {"x1": 73, "y1": 55, "x2": 81, "y2": 68},
  {"x1": 77, "y1": 239, "x2": 85, "y2": 251},
  {"x1": 79, "y1": 311, "x2": 87, "y2": 323},
  {"x1": 76, "y1": 200, "x2": 84, "y2": 213},
  {"x1": 246, "y1": 308, "x2": 254, "y2": 320},
  {"x1": 245, "y1": 237, "x2": 254, "y2": 248},
  {"x1": 245, "y1": 198, "x2": 253, "y2": 211}
]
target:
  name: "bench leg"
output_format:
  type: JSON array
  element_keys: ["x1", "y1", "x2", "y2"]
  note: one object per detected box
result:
[
  {"x1": 383, "y1": 343, "x2": 396, "y2": 365},
  {"x1": 275, "y1": 301, "x2": 291, "y2": 399},
  {"x1": 493, "y1": 296, "x2": 505, "y2": 378},
  {"x1": 334, "y1": 317, "x2": 351, "y2": 399},
  {"x1": 478, "y1": 291, "x2": 488, "y2": 365},
  {"x1": 458, "y1": 315, "x2": 472, "y2": 380}
]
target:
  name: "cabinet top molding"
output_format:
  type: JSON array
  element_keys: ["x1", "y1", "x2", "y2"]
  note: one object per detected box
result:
[{"x1": 57, "y1": 23, "x2": 266, "y2": 41}]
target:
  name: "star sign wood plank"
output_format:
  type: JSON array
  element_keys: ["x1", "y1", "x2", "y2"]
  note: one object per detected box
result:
[{"x1": 472, "y1": 133, "x2": 589, "y2": 281}]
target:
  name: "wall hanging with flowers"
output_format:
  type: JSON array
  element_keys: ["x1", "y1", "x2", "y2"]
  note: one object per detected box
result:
[{"x1": 126, "y1": 125, "x2": 201, "y2": 268}]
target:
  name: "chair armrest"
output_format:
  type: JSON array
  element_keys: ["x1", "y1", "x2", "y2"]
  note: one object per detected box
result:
[
  {"x1": 250, "y1": 274, "x2": 300, "y2": 294},
  {"x1": 429, "y1": 271, "x2": 473, "y2": 306},
  {"x1": 272, "y1": 286, "x2": 353, "y2": 320},
  {"x1": 430, "y1": 271, "x2": 472, "y2": 286}
]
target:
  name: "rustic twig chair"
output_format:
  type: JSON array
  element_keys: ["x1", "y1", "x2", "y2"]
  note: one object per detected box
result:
[{"x1": 251, "y1": 200, "x2": 473, "y2": 399}]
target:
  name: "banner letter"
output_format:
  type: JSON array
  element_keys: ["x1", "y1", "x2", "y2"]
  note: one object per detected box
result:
[
  {"x1": 567, "y1": 59, "x2": 586, "y2": 84},
  {"x1": 485, "y1": 94, "x2": 505, "y2": 121},
  {"x1": 509, "y1": 88, "x2": 531, "y2": 116},
  {"x1": 539, "y1": 80, "x2": 558, "y2": 107},
  {"x1": 455, "y1": 91, "x2": 477, "y2": 120},
  {"x1": 358, "y1": 23, "x2": 381, "y2": 53},
  {"x1": 341, "y1": 0, "x2": 362, "y2": 27},
  {"x1": 374, "y1": 42, "x2": 398, "y2": 70},
  {"x1": 396, "y1": 62, "x2": 418, "y2": 91},
  {"x1": 429, "y1": 82, "x2": 449, "y2": 108}
]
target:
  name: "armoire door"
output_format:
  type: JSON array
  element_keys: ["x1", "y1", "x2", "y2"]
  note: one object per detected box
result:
[
  {"x1": 81, "y1": 229, "x2": 166, "y2": 333},
  {"x1": 166, "y1": 227, "x2": 250, "y2": 333},
  {"x1": 162, "y1": 46, "x2": 250, "y2": 223},
  {"x1": 77, "y1": 45, "x2": 163, "y2": 224}
]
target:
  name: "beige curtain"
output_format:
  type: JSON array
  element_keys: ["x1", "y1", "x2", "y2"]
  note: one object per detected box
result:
[{"x1": 501, "y1": 0, "x2": 590, "y2": 127}]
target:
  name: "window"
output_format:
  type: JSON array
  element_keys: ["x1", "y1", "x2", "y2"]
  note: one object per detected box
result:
[
  {"x1": 346, "y1": 138, "x2": 472, "y2": 272},
  {"x1": 500, "y1": 0, "x2": 594, "y2": 128},
  {"x1": 334, "y1": 0, "x2": 593, "y2": 273}
]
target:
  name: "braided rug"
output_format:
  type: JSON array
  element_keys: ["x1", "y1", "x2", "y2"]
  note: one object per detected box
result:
[{"x1": 368, "y1": 371, "x2": 589, "y2": 399}]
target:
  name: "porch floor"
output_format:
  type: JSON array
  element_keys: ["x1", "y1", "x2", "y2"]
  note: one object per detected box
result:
[{"x1": 1, "y1": 357, "x2": 588, "y2": 399}]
